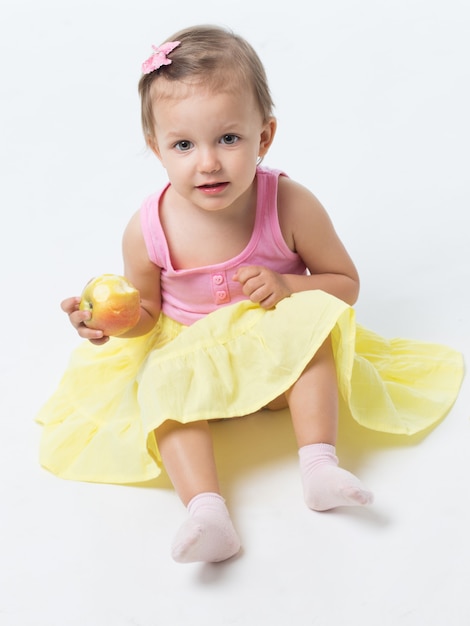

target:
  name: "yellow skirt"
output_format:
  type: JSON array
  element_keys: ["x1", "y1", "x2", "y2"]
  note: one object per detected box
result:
[{"x1": 36, "y1": 291, "x2": 464, "y2": 484}]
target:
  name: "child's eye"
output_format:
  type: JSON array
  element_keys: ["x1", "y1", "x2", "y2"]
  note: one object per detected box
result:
[
  {"x1": 175, "y1": 140, "x2": 193, "y2": 151},
  {"x1": 220, "y1": 134, "x2": 239, "y2": 145}
]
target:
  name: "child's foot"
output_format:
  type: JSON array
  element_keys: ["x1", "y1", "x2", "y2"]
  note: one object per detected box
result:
[
  {"x1": 171, "y1": 492, "x2": 241, "y2": 563},
  {"x1": 299, "y1": 443, "x2": 374, "y2": 511}
]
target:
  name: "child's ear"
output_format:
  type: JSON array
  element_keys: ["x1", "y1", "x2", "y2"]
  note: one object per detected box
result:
[
  {"x1": 258, "y1": 117, "x2": 277, "y2": 158},
  {"x1": 147, "y1": 137, "x2": 162, "y2": 161}
]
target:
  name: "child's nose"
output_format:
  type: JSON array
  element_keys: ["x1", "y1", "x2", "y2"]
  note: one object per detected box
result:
[{"x1": 198, "y1": 148, "x2": 221, "y2": 174}]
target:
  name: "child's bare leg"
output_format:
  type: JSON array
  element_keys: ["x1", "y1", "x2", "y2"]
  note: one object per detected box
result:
[
  {"x1": 155, "y1": 420, "x2": 241, "y2": 563},
  {"x1": 156, "y1": 420, "x2": 220, "y2": 505},
  {"x1": 286, "y1": 337, "x2": 374, "y2": 511}
]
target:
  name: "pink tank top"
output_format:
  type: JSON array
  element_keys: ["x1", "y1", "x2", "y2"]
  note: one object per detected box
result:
[{"x1": 140, "y1": 166, "x2": 307, "y2": 325}]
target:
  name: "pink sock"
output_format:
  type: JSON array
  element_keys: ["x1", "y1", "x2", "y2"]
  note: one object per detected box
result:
[
  {"x1": 299, "y1": 443, "x2": 374, "y2": 511},
  {"x1": 171, "y1": 493, "x2": 241, "y2": 564}
]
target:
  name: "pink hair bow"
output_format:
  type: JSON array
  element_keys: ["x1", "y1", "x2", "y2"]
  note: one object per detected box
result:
[{"x1": 141, "y1": 41, "x2": 181, "y2": 74}]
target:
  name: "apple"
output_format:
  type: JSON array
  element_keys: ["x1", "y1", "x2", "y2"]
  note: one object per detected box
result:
[{"x1": 79, "y1": 274, "x2": 141, "y2": 336}]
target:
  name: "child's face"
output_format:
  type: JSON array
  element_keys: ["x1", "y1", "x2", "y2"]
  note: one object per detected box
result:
[{"x1": 149, "y1": 84, "x2": 276, "y2": 213}]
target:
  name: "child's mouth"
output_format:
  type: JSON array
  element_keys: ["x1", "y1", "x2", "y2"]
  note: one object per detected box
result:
[{"x1": 197, "y1": 182, "x2": 228, "y2": 194}]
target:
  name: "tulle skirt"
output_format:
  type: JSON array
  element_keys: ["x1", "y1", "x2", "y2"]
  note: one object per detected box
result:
[{"x1": 36, "y1": 291, "x2": 464, "y2": 484}]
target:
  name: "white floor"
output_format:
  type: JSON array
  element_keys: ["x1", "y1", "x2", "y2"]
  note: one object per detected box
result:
[{"x1": 1, "y1": 1, "x2": 469, "y2": 624}]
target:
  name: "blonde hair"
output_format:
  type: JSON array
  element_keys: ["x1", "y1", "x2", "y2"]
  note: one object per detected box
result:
[{"x1": 138, "y1": 25, "x2": 275, "y2": 143}]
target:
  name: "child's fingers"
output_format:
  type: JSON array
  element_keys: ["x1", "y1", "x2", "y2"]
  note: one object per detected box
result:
[{"x1": 60, "y1": 296, "x2": 81, "y2": 314}]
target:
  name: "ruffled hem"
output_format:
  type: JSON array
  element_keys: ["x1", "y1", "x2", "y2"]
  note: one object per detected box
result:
[
  {"x1": 345, "y1": 325, "x2": 464, "y2": 434},
  {"x1": 36, "y1": 291, "x2": 464, "y2": 483}
]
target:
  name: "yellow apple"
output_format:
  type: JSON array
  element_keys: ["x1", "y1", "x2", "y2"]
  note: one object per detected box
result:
[{"x1": 79, "y1": 274, "x2": 140, "y2": 336}]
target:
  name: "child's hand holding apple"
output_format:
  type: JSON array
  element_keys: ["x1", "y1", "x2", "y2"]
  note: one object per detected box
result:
[{"x1": 61, "y1": 274, "x2": 141, "y2": 345}]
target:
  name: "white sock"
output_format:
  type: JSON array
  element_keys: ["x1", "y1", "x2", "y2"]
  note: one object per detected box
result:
[
  {"x1": 171, "y1": 493, "x2": 241, "y2": 563},
  {"x1": 299, "y1": 443, "x2": 374, "y2": 511}
]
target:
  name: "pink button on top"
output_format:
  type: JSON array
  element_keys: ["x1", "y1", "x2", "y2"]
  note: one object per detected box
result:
[{"x1": 211, "y1": 272, "x2": 230, "y2": 304}]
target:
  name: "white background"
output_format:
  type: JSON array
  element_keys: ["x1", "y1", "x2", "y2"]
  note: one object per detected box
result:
[{"x1": 1, "y1": 1, "x2": 469, "y2": 624}]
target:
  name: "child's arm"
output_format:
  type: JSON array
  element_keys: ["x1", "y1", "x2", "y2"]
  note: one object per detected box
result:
[
  {"x1": 117, "y1": 209, "x2": 162, "y2": 337},
  {"x1": 62, "y1": 210, "x2": 162, "y2": 343},
  {"x1": 234, "y1": 176, "x2": 360, "y2": 308}
]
